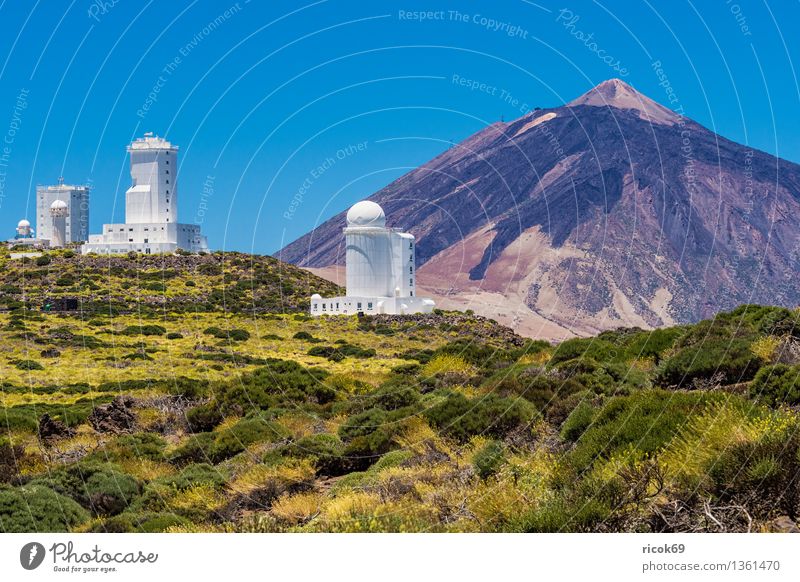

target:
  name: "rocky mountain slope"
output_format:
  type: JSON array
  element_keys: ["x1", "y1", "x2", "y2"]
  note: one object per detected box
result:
[{"x1": 279, "y1": 79, "x2": 800, "y2": 338}]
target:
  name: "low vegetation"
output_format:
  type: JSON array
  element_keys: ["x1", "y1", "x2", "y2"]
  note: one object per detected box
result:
[{"x1": 1, "y1": 249, "x2": 798, "y2": 533}]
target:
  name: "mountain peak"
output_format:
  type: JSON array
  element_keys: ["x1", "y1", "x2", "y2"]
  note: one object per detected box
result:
[{"x1": 567, "y1": 78, "x2": 679, "y2": 125}]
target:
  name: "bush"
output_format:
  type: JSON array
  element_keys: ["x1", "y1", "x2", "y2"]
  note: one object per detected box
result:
[
  {"x1": 284, "y1": 433, "x2": 347, "y2": 475},
  {"x1": 42, "y1": 462, "x2": 141, "y2": 516},
  {"x1": 164, "y1": 463, "x2": 227, "y2": 490},
  {"x1": 474, "y1": 440, "x2": 505, "y2": 480},
  {"x1": 0, "y1": 484, "x2": 90, "y2": 532},
  {"x1": 121, "y1": 324, "x2": 167, "y2": 336},
  {"x1": 228, "y1": 329, "x2": 250, "y2": 342},
  {"x1": 425, "y1": 393, "x2": 537, "y2": 442},
  {"x1": 109, "y1": 433, "x2": 166, "y2": 462},
  {"x1": 215, "y1": 359, "x2": 333, "y2": 413},
  {"x1": 568, "y1": 390, "x2": 726, "y2": 471},
  {"x1": 91, "y1": 512, "x2": 189, "y2": 533},
  {"x1": 35, "y1": 254, "x2": 51, "y2": 266},
  {"x1": 166, "y1": 332, "x2": 183, "y2": 340},
  {"x1": 186, "y1": 403, "x2": 223, "y2": 433},
  {"x1": 13, "y1": 359, "x2": 43, "y2": 371},
  {"x1": 171, "y1": 418, "x2": 288, "y2": 465},
  {"x1": 749, "y1": 364, "x2": 800, "y2": 406}
]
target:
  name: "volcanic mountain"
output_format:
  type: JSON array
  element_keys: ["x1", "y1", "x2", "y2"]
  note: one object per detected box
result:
[{"x1": 278, "y1": 79, "x2": 800, "y2": 339}]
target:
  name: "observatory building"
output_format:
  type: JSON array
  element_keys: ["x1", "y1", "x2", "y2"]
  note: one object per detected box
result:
[
  {"x1": 309, "y1": 200, "x2": 435, "y2": 316},
  {"x1": 7, "y1": 218, "x2": 49, "y2": 248},
  {"x1": 36, "y1": 181, "x2": 90, "y2": 245},
  {"x1": 81, "y1": 134, "x2": 208, "y2": 255}
]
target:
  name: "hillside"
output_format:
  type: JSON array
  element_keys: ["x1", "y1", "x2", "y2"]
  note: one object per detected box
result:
[
  {"x1": 279, "y1": 79, "x2": 800, "y2": 338},
  {"x1": 0, "y1": 248, "x2": 342, "y2": 315},
  {"x1": 2, "y1": 253, "x2": 800, "y2": 533}
]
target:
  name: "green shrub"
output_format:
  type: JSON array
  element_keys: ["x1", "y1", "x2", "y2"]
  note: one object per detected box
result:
[
  {"x1": 35, "y1": 254, "x2": 51, "y2": 266},
  {"x1": 284, "y1": 433, "x2": 347, "y2": 475},
  {"x1": 43, "y1": 462, "x2": 140, "y2": 516},
  {"x1": 166, "y1": 332, "x2": 183, "y2": 340},
  {"x1": 749, "y1": 364, "x2": 800, "y2": 406},
  {"x1": 171, "y1": 418, "x2": 288, "y2": 465},
  {"x1": 425, "y1": 393, "x2": 537, "y2": 442},
  {"x1": 91, "y1": 512, "x2": 189, "y2": 533},
  {"x1": 214, "y1": 359, "x2": 333, "y2": 413},
  {"x1": 13, "y1": 359, "x2": 43, "y2": 371},
  {"x1": 560, "y1": 399, "x2": 597, "y2": 441},
  {"x1": 0, "y1": 484, "x2": 90, "y2": 532},
  {"x1": 164, "y1": 463, "x2": 227, "y2": 490},
  {"x1": 228, "y1": 329, "x2": 250, "y2": 342},
  {"x1": 186, "y1": 403, "x2": 223, "y2": 433},
  {"x1": 568, "y1": 390, "x2": 727, "y2": 471},
  {"x1": 474, "y1": 440, "x2": 505, "y2": 479},
  {"x1": 120, "y1": 324, "x2": 166, "y2": 336},
  {"x1": 108, "y1": 433, "x2": 166, "y2": 462},
  {"x1": 169, "y1": 432, "x2": 215, "y2": 465}
]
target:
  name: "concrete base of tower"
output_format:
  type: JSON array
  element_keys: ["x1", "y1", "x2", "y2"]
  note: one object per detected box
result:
[{"x1": 309, "y1": 294, "x2": 435, "y2": 316}]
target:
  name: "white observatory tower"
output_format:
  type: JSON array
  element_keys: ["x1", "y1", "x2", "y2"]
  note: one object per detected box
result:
[
  {"x1": 49, "y1": 200, "x2": 69, "y2": 247},
  {"x1": 81, "y1": 133, "x2": 208, "y2": 255},
  {"x1": 310, "y1": 200, "x2": 435, "y2": 316}
]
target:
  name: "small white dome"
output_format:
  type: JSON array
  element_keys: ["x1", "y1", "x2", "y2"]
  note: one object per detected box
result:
[
  {"x1": 50, "y1": 199, "x2": 68, "y2": 210},
  {"x1": 17, "y1": 219, "x2": 30, "y2": 228},
  {"x1": 346, "y1": 200, "x2": 385, "y2": 227},
  {"x1": 311, "y1": 293, "x2": 322, "y2": 300}
]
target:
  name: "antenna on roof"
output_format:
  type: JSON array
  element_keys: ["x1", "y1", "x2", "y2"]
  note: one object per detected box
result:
[
  {"x1": 58, "y1": 176, "x2": 64, "y2": 186},
  {"x1": 144, "y1": 131, "x2": 154, "y2": 137}
]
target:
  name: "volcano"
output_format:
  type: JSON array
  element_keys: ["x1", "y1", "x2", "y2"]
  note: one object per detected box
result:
[{"x1": 277, "y1": 79, "x2": 800, "y2": 339}]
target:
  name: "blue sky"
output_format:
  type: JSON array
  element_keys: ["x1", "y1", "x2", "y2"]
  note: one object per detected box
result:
[{"x1": 0, "y1": 0, "x2": 798, "y2": 254}]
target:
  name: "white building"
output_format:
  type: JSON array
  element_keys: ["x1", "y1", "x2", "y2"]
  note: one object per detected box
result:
[
  {"x1": 81, "y1": 134, "x2": 208, "y2": 255},
  {"x1": 36, "y1": 181, "x2": 89, "y2": 244},
  {"x1": 310, "y1": 200, "x2": 435, "y2": 316},
  {"x1": 6, "y1": 218, "x2": 49, "y2": 248}
]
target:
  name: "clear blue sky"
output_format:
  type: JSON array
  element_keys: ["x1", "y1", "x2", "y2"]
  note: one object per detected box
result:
[{"x1": 0, "y1": 0, "x2": 798, "y2": 255}]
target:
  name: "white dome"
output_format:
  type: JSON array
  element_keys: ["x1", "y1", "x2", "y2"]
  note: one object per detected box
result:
[
  {"x1": 50, "y1": 199, "x2": 68, "y2": 210},
  {"x1": 346, "y1": 200, "x2": 385, "y2": 227},
  {"x1": 17, "y1": 219, "x2": 30, "y2": 228},
  {"x1": 311, "y1": 293, "x2": 322, "y2": 300}
]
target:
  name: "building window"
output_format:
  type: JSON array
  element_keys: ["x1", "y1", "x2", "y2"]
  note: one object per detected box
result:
[
  {"x1": 166, "y1": 160, "x2": 169, "y2": 164},
  {"x1": 357, "y1": 302, "x2": 362, "y2": 310},
  {"x1": 165, "y1": 180, "x2": 169, "y2": 184},
  {"x1": 409, "y1": 266, "x2": 413, "y2": 273},
  {"x1": 410, "y1": 278, "x2": 413, "y2": 286},
  {"x1": 313, "y1": 304, "x2": 317, "y2": 310},
  {"x1": 322, "y1": 303, "x2": 326, "y2": 310},
  {"x1": 165, "y1": 170, "x2": 169, "y2": 174},
  {"x1": 409, "y1": 242, "x2": 413, "y2": 249},
  {"x1": 367, "y1": 302, "x2": 373, "y2": 309},
  {"x1": 335, "y1": 302, "x2": 339, "y2": 309},
  {"x1": 410, "y1": 291, "x2": 413, "y2": 296}
]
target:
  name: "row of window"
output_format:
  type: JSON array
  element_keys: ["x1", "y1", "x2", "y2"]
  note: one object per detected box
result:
[{"x1": 312, "y1": 301, "x2": 374, "y2": 312}]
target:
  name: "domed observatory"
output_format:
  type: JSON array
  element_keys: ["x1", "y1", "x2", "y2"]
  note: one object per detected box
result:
[{"x1": 310, "y1": 200, "x2": 435, "y2": 316}]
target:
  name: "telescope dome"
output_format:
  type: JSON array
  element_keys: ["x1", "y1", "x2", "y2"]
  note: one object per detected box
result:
[{"x1": 346, "y1": 200, "x2": 385, "y2": 227}]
